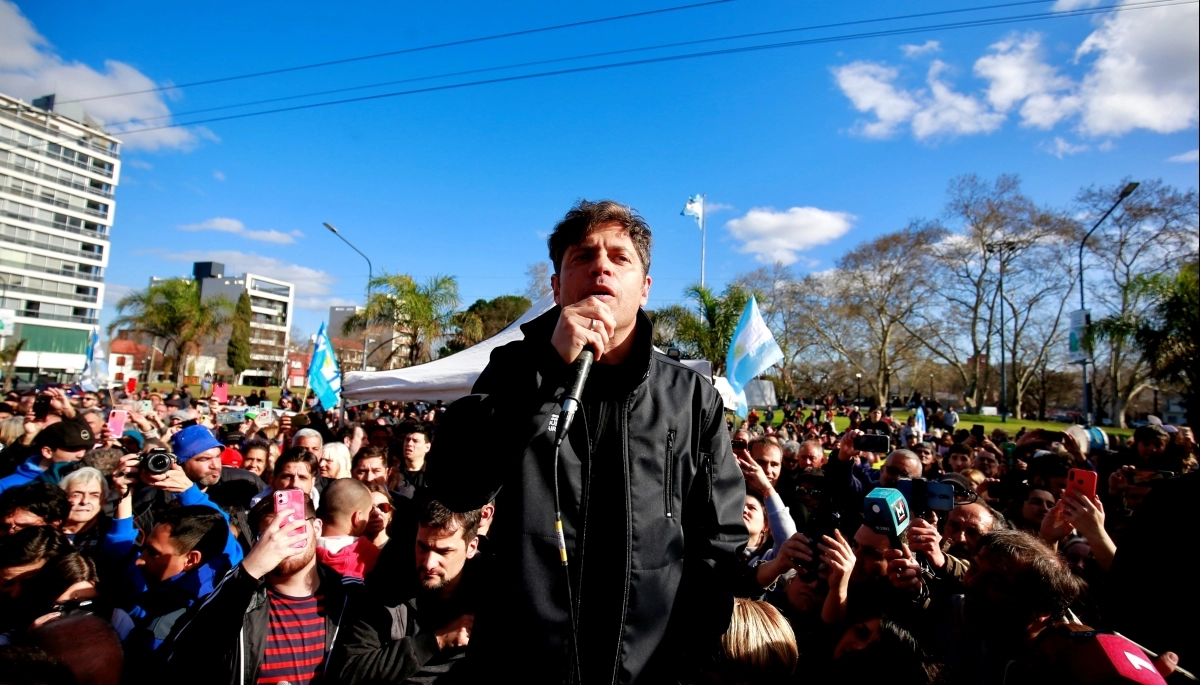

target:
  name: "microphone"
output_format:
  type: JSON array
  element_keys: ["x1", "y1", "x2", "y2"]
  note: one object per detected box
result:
[{"x1": 555, "y1": 346, "x2": 594, "y2": 447}]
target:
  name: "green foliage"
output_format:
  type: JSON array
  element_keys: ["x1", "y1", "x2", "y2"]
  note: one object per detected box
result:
[
  {"x1": 0, "y1": 337, "x2": 27, "y2": 393},
  {"x1": 343, "y1": 272, "x2": 460, "y2": 366},
  {"x1": 107, "y1": 278, "x2": 232, "y2": 385},
  {"x1": 650, "y1": 284, "x2": 749, "y2": 376},
  {"x1": 227, "y1": 291, "x2": 252, "y2": 377},
  {"x1": 442, "y1": 295, "x2": 532, "y2": 355}
]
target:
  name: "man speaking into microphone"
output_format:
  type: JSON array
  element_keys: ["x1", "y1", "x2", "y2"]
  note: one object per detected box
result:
[{"x1": 438, "y1": 200, "x2": 747, "y2": 684}]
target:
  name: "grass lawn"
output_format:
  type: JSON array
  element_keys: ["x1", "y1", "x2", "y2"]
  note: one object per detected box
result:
[
  {"x1": 763, "y1": 407, "x2": 1134, "y2": 438},
  {"x1": 146, "y1": 383, "x2": 294, "y2": 403}
]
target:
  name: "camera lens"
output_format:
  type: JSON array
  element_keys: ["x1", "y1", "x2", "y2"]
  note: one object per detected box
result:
[{"x1": 141, "y1": 449, "x2": 175, "y2": 475}]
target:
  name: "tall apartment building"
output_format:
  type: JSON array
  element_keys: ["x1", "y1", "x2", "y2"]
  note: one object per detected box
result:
[
  {"x1": 328, "y1": 305, "x2": 363, "y2": 338},
  {"x1": 193, "y1": 262, "x2": 294, "y2": 385},
  {"x1": 0, "y1": 92, "x2": 117, "y2": 381}
]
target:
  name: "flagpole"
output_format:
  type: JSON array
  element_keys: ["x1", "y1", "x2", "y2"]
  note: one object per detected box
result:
[{"x1": 700, "y1": 193, "x2": 707, "y2": 289}]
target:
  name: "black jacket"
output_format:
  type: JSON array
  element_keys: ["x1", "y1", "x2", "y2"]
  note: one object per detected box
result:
[
  {"x1": 432, "y1": 307, "x2": 747, "y2": 684},
  {"x1": 162, "y1": 562, "x2": 363, "y2": 685},
  {"x1": 328, "y1": 559, "x2": 483, "y2": 684}
]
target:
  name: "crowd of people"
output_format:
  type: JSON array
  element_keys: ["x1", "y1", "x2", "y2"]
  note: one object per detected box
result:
[{"x1": 0, "y1": 383, "x2": 1192, "y2": 684}]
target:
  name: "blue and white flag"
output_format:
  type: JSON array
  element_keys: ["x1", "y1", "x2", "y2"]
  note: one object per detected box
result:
[
  {"x1": 308, "y1": 322, "x2": 342, "y2": 411},
  {"x1": 914, "y1": 406, "x2": 927, "y2": 438},
  {"x1": 726, "y1": 296, "x2": 783, "y2": 419},
  {"x1": 79, "y1": 327, "x2": 108, "y2": 392},
  {"x1": 681, "y1": 194, "x2": 704, "y2": 227}
]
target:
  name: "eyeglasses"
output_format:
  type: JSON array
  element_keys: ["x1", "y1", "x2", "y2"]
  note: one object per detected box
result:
[
  {"x1": 730, "y1": 440, "x2": 748, "y2": 450},
  {"x1": 372, "y1": 502, "x2": 393, "y2": 514}
]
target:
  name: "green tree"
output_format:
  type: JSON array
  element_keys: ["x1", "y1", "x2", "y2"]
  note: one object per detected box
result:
[
  {"x1": 650, "y1": 284, "x2": 750, "y2": 377},
  {"x1": 0, "y1": 338, "x2": 27, "y2": 393},
  {"x1": 227, "y1": 291, "x2": 252, "y2": 380},
  {"x1": 108, "y1": 278, "x2": 232, "y2": 386},
  {"x1": 441, "y1": 295, "x2": 532, "y2": 356},
  {"x1": 343, "y1": 272, "x2": 460, "y2": 367},
  {"x1": 1091, "y1": 263, "x2": 1198, "y2": 425}
]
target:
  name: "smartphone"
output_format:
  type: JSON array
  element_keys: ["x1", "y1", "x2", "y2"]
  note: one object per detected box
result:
[
  {"x1": 1128, "y1": 469, "x2": 1174, "y2": 485},
  {"x1": 970, "y1": 424, "x2": 985, "y2": 439},
  {"x1": 107, "y1": 410, "x2": 128, "y2": 437},
  {"x1": 273, "y1": 488, "x2": 308, "y2": 548},
  {"x1": 138, "y1": 399, "x2": 154, "y2": 415},
  {"x1": 290, "y1": 412, "x2": 310, "y2": 428},
  {"x1": 1039, "y1": 429, "x2": 1066, "y2": 444},
  {"x1": 1066, "y1": 468, "x2": 1098, "y2": 501},
  {"x1": 259, "y1": 400, "x2": 273, "y2": 411},
  {"x1": 853, "y1": 433, "x2": 891, "y2": 454},
  {"x1": 33, "y1": 394, "x2": 51, "y2": 419}
]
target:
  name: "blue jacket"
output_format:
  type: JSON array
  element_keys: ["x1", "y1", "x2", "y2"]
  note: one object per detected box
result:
[
  {"x1": 0, "y1": 457, "x2": 45, "y2": 495},
  {"x1": 106, "y1": 483, "x2": 244, "y2": 655}
]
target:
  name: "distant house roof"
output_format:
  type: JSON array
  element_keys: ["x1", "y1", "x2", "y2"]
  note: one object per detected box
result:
[{"x1": 110, "y1": 339, "x2": 148, "y2": 355}]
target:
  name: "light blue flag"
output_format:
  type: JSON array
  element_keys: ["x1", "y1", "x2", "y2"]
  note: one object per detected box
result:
[
  {"x1": 681, "y1": 194, "x2": 704, "y2": 227},
  {"x1": 80, "y1": 327, "x2": 108, "y2": 392},
  {"x1": 726, "y1": 296, "x2": 783, "y2": 418},
  {"x1": 915, "y1": 406, "x2": 926, "y2": 438},
  {"x1": 308, "y1": 322, "x2": 342, "y2": 411}
]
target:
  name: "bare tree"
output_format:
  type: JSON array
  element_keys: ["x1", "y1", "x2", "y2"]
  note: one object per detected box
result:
[
  {"x1": 1079, "y1": 179, "x2": 1199, "y2": 426},
  {"x1": 733, "y1": 263, "x2": 814, "y2": 399},
  {"x1": 524, "y1": 262, "x2": 552, "y2": 301}
]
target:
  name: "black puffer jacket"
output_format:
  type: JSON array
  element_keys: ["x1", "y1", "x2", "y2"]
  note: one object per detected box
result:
[{"x1": 432, "y1": 307, "x2": 747, "y2": 684}]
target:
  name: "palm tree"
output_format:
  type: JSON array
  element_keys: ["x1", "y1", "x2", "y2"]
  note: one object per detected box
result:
[
  {"x1": 0, "y1": 338, "x2": 27, "y2": 393},
  {"x1": 107, "y1": 278, "x2": 232, "y2": 386},
  {"x1": 343, "y1": 272, "x2": 460, "y2": 367},
  {"x1": 651, "y1": 284, "x2": 750, "y2": 376}
]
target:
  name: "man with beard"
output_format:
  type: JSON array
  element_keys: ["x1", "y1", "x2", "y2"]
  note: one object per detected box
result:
[
  {"x1": 163, "y1": 493, "x2": 363, "y2": 685},
  {"x1": 330, "y1": 498, "x2": 482, "y2": 683}
]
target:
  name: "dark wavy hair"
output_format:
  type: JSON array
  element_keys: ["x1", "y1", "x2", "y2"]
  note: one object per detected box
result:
[{"x1": 547, "y1": 200, "x2": 652, "y2": 276}]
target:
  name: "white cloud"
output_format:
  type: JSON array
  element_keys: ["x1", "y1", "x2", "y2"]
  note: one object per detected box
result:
[
  {"x1": 912, "y1": 61, "x2": 1006, "y2": 139},
  {"x1": 833, "y1": 3, "x2": 1198, "y2": 142},
  {"x1": 901, "y1": 40, "x2": 941, "y2": 58},
  {"x1": 834, "y1": 60, "x2": 1002, "y2": 140},
  {"x1": 1042, "y1": 136, "x2": 1089, "y2": 158},
  {"x1": 213, "y1": 170, "x2": 225, "y2": 181},
  {"x1": 704, "y1": 201, "x2": 734, "y2": 214},
  {"x1": 1168, "y1": 149, "x2": 1199, "y2": 163},
  {"x1": 102, "y1": 283, "x2": 133, "y2": 307},
  {"x1": 725, "y1": 206, "x2": 855, "y2": 265},
  {"x1": 126, "y1": 159, "x2": 153, "y2": 170},
  {"x1": 0, "y1": 1, "x2": 205, "y2": 151},
  {"x1": 831, "y1": 62, "x2": 919, "y2": 138},
  {"x1": 178, "y1": 217, "x2": 298, "y2": 245},
  {"x1": 1076, "y1": 1, "x2": 1200, "y2": 136},
  {"x1": 974, "y1": 33, "x2": 1079, "y2": 129},
  {"x1": 148, "y1": 249, "x2": 339, "y2": 308},
  {"x1": 1053, "y1": 0, "x2": 1101, "y2": 10}
]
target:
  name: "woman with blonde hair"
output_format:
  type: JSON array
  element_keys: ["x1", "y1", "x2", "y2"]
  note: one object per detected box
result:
[
  {"x1": 0, "y1": 416, "x2": 25, "y2": 447},
  {"x1": 704, "y1": 597, "x2": 798, "y2": 684},
  {"x1": 319, "y1": 442, "x2": 352, "y2": 480}
]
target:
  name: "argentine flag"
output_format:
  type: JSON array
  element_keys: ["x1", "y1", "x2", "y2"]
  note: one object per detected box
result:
[
  {"x1": 726, "y1": 296, "x2": 783, "y2": 419},
  {"x1": 308, "y1": 322, "x2": 342, "y2": 411},
  {"x1": 80, "y1": 327, "x2": 108, "y2": 392},
  {"x1": 681, "y1": 194, "x2": 704, "y2": 227}
]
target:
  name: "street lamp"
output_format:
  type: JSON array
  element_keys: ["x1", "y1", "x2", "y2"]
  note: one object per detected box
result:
[
  {"x1": 323, "y1": 222, "x2": 374, "y2": 315},
  {"x1": 855, "y1": 373, "x2": 862, "y2": 406},
  {"x1": 1077, "y1": 182, "x2": 1139, "y2": 425},
  {"x1": 929, "y1": 373, "x2": 934, "y2": 399},
  {"x1": 362, "y1": 338, "x2": 375, "y2": 372},
  {"x1": 985, "y1": 240, "x2": 1019, "y2": 423}
]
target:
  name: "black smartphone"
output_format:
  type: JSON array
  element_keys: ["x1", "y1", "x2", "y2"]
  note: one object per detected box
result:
[
  {"x1": 853, "y1": 433, "x2": 891, "y2": 454},
  {"x1": 33, "y1": 394, "x2": 51, "y2": 419},
  {"x1": 971, "y1": 424, "x2": 985, "y2": 439}
]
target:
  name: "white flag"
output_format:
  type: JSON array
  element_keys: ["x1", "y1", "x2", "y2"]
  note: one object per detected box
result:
[{"x1": 681, "y1": 194, "x2": 704, "y2": 227}]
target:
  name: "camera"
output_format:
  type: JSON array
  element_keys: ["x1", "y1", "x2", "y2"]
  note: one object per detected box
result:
[
  {"x1": 140, "y1": 447, "x2": 177, "y2": 475},
  {"x1": 853, "y1": 433, "x2": 891, "y2": 454},
  {"x1": 895, "y1": 478, "x2": 954, "y2": 519}
]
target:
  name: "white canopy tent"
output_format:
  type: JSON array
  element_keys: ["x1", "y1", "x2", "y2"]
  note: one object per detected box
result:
[{"x1": 341, "y1": 293, "x2": 556, "y2": 403}]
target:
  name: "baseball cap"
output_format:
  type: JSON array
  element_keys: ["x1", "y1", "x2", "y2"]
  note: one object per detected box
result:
[
  {"x1": 219, "y1": 446, "x2": 243, "y2": 468},
  {"x1": 35, "y1": 421, "x2": 94, "y2": 451},
  {"x1": 170, "y1": 425, "x2": 222, "y2": 463},
  {"x1": 170, "y1": 410, "x2": 191, "y2": 423}
]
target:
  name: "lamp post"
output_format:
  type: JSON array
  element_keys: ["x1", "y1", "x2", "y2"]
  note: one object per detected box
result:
[
  {"x1": 1076, "y1": 182, "x2": 1139, "y2": 426},
  {"x1": 323, "y1": 222, "x2": 374, "y2": 316},
  {"x1": 985, "y1": 240, "x2": 1020, "y2": 423},
  {"x1": 929, "y1": 373, "x2": 934, "y2": 399},
  {"x1": 362, "y1": 338, "x2": 375, "y2": 372},
  {"x1": 855, "y1": 373, "x2": 862, "y2": 406}
]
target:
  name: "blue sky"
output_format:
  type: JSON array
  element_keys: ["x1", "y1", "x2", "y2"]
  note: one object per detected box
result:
[{"x1": 2, "y1": 0, "x2": 1196, "y2": 337}]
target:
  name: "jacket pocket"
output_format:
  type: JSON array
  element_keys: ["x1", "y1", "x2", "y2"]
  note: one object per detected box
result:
[{"x1": 664, "y1": 430, "x2": 677, "y2": 518}]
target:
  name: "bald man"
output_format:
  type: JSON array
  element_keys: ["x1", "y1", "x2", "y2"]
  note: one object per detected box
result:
[{"x1": 316, "y1": 478, "x2": 380, "y2": 578}]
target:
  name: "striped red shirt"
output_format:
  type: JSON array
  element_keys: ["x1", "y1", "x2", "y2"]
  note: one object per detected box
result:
[{"x1": 257, "y1": 589, "x2": 326, "y2": 685}]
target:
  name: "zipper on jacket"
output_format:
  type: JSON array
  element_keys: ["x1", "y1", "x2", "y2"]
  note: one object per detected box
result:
[
  {"x1": 701, "y1": 452, "x2": 714, "y2": 504},
  {"x1": 664, "y1": 430, "x2": 677, "y2": 518}
]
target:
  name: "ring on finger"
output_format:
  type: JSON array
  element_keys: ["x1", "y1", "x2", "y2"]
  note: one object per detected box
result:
[{"x1": 589, "y1": 318, "x2": 599, "y2": 331}]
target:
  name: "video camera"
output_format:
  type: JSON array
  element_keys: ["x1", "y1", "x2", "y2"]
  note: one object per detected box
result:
[
  {"x1": 140, "y1": 447, "x2": 177, "y2": 475},
  {"x1": 895, "y1": 478, "x2": 954, "y2": 519}
]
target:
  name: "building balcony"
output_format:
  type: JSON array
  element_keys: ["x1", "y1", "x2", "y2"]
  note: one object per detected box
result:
[
  {"x1": 16, "y1": 309, "x2": 98, "y2": 325},
  {"x1": 0, "y1": 199, "x2": 109, "y2": 239},
  {"x1": 0, "y1": 228, "x2": 103, "y2": 261},
  {"x1": 0, "y1": 157, "x2": 113, "y2": 199},
  {"x1": 0, "y1": 258, "x2": 103, "y2": 282},
  {"x1": 0, "y1": 107, "x2": 119, "y2": 159},
  {"x1": 0, "y1": 281, "x2": 96, "y2": 303}
]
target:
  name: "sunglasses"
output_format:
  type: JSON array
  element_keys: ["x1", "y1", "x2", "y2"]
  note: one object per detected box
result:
[
  {"x1": 373, "y1": 502, "x2": 393, "y2": 514},
  {"x1": 731, "y1": 440, "x2": 748, "y2": 450}
]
